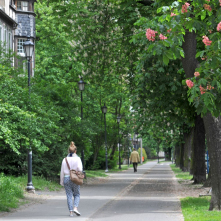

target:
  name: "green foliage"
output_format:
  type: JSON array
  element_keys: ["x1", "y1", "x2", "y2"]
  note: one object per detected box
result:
[
  {"x1": 33, "y1": 0, "x2": 135, "y2": 173},
  {"x1": 5, "y1": 0, "x2": 221, "y2": 179},
  {"x1": 181, "y1": 197, "x2": 221, "y2": 221},
  {"x1": 132, "y1": 0, "x2": 221, "y2": 116},
  {"x1": 138, "y1": 147, "x2": 147, "y2": 160}
]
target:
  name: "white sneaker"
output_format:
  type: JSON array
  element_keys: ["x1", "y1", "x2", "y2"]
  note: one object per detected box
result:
[
  {"x1": 74, "y1": 209, "x2": 81, "y2": 216},
  {"x1": 70, "y1": 212, "x2": 74, "y2": 217}
]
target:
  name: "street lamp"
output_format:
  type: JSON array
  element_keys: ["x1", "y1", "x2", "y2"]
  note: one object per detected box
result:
[
  {"x1": 117, "y1": 115, "x2": 121, "y2": 169},
  {"x1": 78, "y1": 77, "x2": 85, "y2": 173},
  {"x1": 101, "y1": 104, "x2": 108, "y2": 172},
  {"x1": 23, "y1": 37, "x2": 34, "y2": 192}
]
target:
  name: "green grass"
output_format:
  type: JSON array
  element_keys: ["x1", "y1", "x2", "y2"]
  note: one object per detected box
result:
[
  {"x1": 85, "y1": 170, "x2": 108, "y2": 178},
  {"x1": 0, "y1": 173, "x2": 61, "y2": 212},
  {"x1": 109, "y1": 164, "x2": 132, "y2": 172},
  {"x1": 158, "y1": 160, "x2": 171, "y2": 164},
  {"x1": 181, "y1": 196, "x2": 221, "y2": 221},
  {"x1": 15, "y1": 175, "x2": 61, "y2": 191},
  {"x1": 85, "y1": 164, "x2": 132, "y2": 176},
  {"x1": 0, "y1": 173, "x2": 24, "y2": 212},
  {"x1": 170, "y1": 165, "x2": 220, "y2": 220},
  {"x1": 170, "y1": 164, "x2": 193, "y2": 180}
]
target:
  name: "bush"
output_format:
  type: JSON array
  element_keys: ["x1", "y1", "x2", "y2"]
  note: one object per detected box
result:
[
  {"x1": 138, "y1": 148, "x2": 147, "y2": 161},
  {"x1": 86, "y1": 148, "x2": 118, "y2": 170}
]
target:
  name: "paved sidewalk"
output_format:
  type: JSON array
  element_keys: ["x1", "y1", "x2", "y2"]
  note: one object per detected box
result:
[{"x1": 0, "y1": 161, "x2": 184, "y2": 221}]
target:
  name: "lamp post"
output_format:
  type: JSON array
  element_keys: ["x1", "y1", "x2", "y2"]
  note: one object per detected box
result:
[
  {"x1": 101, "y1": 104, "x2": 108, "y2": 172},
  {"x1": 136, "y1": 132, "x2": 139, "y2": 150},
  {"x1": 23, "y1": 38, "x2": 35, "y2": 192},
  {"x1": 117, "y1": 115, "x2": 121, "y2": 169},
  {"x1": 78, "y1": 77, "x2": 85, "y2": 173},
  {"x1": 158, "y1": 145, "x2": 160, "y2": 163}
]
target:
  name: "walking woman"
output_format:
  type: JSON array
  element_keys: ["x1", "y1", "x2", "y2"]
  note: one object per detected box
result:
[{"x1": 60, "y1": 141, "x2": 82, "y2": 217}]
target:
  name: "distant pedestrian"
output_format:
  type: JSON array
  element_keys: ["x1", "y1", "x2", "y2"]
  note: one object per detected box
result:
[
  {"x1": 60, "y1": 141, "x2": 82, "y2": 217},
  {"x1": 130, "y1": 148, "x2": 140, "y2": 172}
]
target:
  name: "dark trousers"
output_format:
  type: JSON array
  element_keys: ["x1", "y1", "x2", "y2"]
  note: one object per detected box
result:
[{"x1": 133, "y1": 163, "x2": 138, "y2": 172}]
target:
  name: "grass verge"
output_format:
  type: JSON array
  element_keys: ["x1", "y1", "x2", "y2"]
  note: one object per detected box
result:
[
  {"x1": 0, "y1": 173, "x2": 24, "y2": 212},
  {"x1": 85, "y1": 164, "x2": 132, "y2": 176},
  {"x1": 170, "y1": 164, "x2": 193, "y2": 181},
  {"x1": 170, "y1": 164, "x2": 219, "y2": 221},
  {"x1": 85, "y1": 170, "x2": 108, "y2": 178},
  {"x1": 0, "y1": 173, "x2": 61, "y2": 212},
  {"x1": 181, "y1": 196, "x2": 221, "y2": 221}
]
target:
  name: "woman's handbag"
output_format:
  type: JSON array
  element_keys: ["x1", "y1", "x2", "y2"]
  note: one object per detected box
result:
[{"x1": 65, "y1": 158, "x2": 84, "y2": 185}]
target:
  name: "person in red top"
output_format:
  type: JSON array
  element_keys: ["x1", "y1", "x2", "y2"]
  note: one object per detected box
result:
[{"x1": 60, "y1": 141, "x2": 82, "y2": 217}]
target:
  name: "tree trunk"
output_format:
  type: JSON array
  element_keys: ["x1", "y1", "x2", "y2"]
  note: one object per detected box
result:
[
  {"x1": 175, "y1": 144, "x2": 180, "y2": 167},
  {"x1": 181, "y1": 31, "x2": 206, "y2": 181},
  {"x1": 192, "y1": 115, "x2": 206, "y2": 184},
  {"x1": 203, "y1": 168, "x2": 211, "y2": 187},
  {"x1": 203, "y1": 113, "x2": 221, "y2": 210},
  {"x1": 180, "y1": 142, "x2": 184, "y2": 170},
  {"x1": 165, "y1": 147, "x2": 171, "y2": 161},
  {"x1": 183, "y1": 128, "x2": 194, "y2": 172},
  {"x1": 181, "y1": 31, "x2": 199, "y2": 78}
]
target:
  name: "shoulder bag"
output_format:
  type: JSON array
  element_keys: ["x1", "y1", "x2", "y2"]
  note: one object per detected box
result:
[{"x1": 65, "y1": 158, "x2": 84, "y2": 185}]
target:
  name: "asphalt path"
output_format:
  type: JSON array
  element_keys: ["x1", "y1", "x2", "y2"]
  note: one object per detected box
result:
[{"x1": 0, "y1": 161, "x2": 184, "y2": 221}]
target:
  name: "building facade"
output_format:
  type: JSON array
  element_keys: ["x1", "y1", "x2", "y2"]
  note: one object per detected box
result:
[
  {"x1": 0, "y1": 0, "x2": 17, "y2": 51},
  {"x1": 0, "y1": 0, "x2": 35, "y2": 74}
]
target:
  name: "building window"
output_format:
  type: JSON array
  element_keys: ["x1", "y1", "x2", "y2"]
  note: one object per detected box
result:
[
  {"x1": 17, "y1": 39, "x2": 26, "y2": 54},
  {"x1": 4, "y1": 28, "x2": 8, "y2": 50},
  {"x1": 8, "y1": 33, "x2": 11, "y2": 49},
  {"x1": 17, "y1": 1, "x2": 28, "y2": 11}
]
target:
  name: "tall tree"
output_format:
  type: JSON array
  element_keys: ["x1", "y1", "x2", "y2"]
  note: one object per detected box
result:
[{"x1": 130, "y1": 0, "x2": 221, "y2": 210}]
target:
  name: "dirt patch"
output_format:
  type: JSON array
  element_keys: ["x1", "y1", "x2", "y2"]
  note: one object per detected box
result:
[{"x1": 174, "y1": 178, "x2": 211, "y2": 199}]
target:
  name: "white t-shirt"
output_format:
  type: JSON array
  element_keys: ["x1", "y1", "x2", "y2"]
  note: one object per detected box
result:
[{"x1": 60, "y1": 154, "x2": 83, "y2": 186}]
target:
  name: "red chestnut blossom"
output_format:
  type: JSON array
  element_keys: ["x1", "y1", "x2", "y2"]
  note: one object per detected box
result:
[
  {"x1": 208, "y1": 30, "x2": 212, "y2": 33},
  {"x1": 204, "y1": 4, "x2": 212, "y2": 11},
  {"x1": 159, "y1": 34, "x2": 167, "y2": 40},
  {"x1": 220, "y1": 0, "x2": 221, "y2": 6},
  {"x1": 207, "y1": 85, "x2": 214, "y2": 90},
  {"x1": 217, "y1": 22, "x2": 221, "y2": 31},
  {"x1": 202, "y1": 35, "x2": 212, "y2": 46},
  {"x1": 186, "y1": 79, "x2": 194, "y2": 89},
  {"x1": 194, "y1": 72, "x2": 200, "y2": 77},
  {"x1": 181, "y1": 2, "x2": 190, "y2": 13},
  {"x1": 200, "y1": 85, "x2": 206, "y2": 94},
  {"x1": 206, "y1": 0, "x2": 210, "y2": 1},
  {"x1": 146, "y1": 28, "x2": 157, "y2": 42},
  {"x1": 170, "y1": 12, "x2": 176, "y2": 17},
  {"x1": 167, "y1": 29, "x2": 172, "y2": 33}
]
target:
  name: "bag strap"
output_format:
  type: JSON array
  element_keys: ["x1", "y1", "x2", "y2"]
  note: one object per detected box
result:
[{"x1": 65, "y1": 158, "x2": 71, "y2": 170}]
